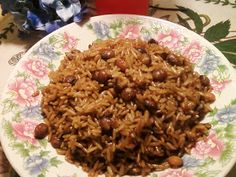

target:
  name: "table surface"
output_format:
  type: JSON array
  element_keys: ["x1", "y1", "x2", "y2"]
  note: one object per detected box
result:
[{"x1": 0, "y1": 0, "x2": 236, "y2": 176}]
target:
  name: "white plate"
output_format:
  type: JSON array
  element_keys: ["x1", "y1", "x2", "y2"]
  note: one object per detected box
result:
[{"x1": 1, "y1": 15, "x2": 236, "y2": 177}]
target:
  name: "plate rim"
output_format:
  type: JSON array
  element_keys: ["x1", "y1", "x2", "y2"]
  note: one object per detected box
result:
[{"x1": 0, "y1": 14, "x2": 236, "y2": 177}]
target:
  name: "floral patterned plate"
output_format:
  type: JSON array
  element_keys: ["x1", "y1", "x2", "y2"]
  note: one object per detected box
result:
[{"x1": 1, "y1": 15, "x2": 236, "y2": 177}]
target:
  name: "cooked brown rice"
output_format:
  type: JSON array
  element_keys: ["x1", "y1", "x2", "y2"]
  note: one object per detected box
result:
[{"x1": 40, "y1": 38, "x2": 215, "y2": 177}]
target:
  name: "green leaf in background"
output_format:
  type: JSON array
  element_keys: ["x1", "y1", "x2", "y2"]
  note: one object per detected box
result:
[
  {"x1": 214, "y1": 39, "x2": 236, "y2": 64},
  {"x1": 195, "y1": 0, "x2": 236, "y2": 8},
  {"x1": 220, "y1": 142, "x2": 233, "y2": 165},
  {"x1": 149, "y1": 4, "x2": 159, "y2": 16},
  {"x1": 204, "y1": 20, "x2": 230, "y2": 42},
  {"x1": 177, "y1": 6, "x2": 204, "y2": 34},
  {"x1": 176, "y1": 14, "x2": 191, "y2": 30}
]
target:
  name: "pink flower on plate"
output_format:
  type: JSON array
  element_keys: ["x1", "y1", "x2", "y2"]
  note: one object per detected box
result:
[
  {"x1": 118, "y1": 24, "x2": 141, "y2": 39},
  {"x1": 63, "y1": 32, "x2": 78, "y2": 50},
  {"x1": 160, "y1": 169, "x2": 196, "y2": 177},
  {"x1": 183, "y1": 41, "x2": 203, "y2": 63},
  {"x1": 210, "y1": 79, "x2": 231, "y2": 93},
  {"x1": 12, "y1": 119, "x2": 40, "y2": 145},
  {"x1": 23, "y1": 59, "x2": 49, "y2": 78},
  {"x1": 8, "y1": 78, "x2": 38, "y2": 106},
  {"x1": 156, "y1": 29, "x2": 182, "y2": 49},
  {"x1": 191, "y1": 132, "x2": 224, "y2": 160}
]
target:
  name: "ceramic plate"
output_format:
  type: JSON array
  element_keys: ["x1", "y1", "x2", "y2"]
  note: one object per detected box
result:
[{"x1": 1, "y1": 15, "x2": 236, "y2": 177}]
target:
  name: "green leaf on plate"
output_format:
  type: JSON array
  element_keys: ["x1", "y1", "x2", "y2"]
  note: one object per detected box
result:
[
  {"x1": 12, "y1": 143, "x2": 30, "y2": 157},
  {"x1": 16, "y1": 71, "x2": 29, "y2": 79},
  {"x1": 38, "y1": 139, "x2": 48, "y2": 148},
  {"x1": 220, "y1": 142, "x2": 233, "y2": 165},
  {"x1": 230, "y1": 98, "x2": 236, "y2": 105},
  {"x1": 38, "y1": 174, "x2": 45, "y2": 177},
  {"x1": 125, "y1": 19, "x2": 142, "y2": 25},
  {"x1": 87, "y1": 23, "x2": 93, "y2": 30},
  {"x1": 200, "y1": 157, "x2": 215, "y2": 167},
  {"x1": 210, "y1": 119, "x2": 218, "y2": 126},
  {"x1": 150, "y1": 174, "x2": 158, "y2": 177},
  {"x1": 214, "y1": 39, "x2": 236, "y2": 64},
  {"x1": 177, "y1": 6, "x2": 203, "y2": 34},
  {"x1": 35, "y1": 79, "x2": 45, "y2": 90},
  {"x1": 3, "y1": 121, "x2": 14, "y2": 140},
  {"x1": 204, "y1": 20, "x2": 230, "y2": 42},
  {"x1": 209, "y1": 107, "x2": 218, "y2": 116},
  {"x1": 49, "y1": 36, "x2": 58, "y2": 45},
  {"x1": 197, "y1": 170, "x2": 221, "y2": 177},
  {"x1": 218, "y1": 64, "x2": 228, "y2": 73},
  {"x1": 110, "y1": 20, "x2": 123, "y2": 30},
  {"x1": 176, "y1": 14, "x2": 192, "y2": 30},
  {"x1": 48, "y1": 62, "x2": 55, "y2": 71},
  {"x1": 40, "y1": 150, "x2": 50, "y2": 157},
  {"x1": 50, "y1": 157, "x2": 62, "y2": 167},
  {"x1": 55, "y1": 51, "x2": 63, "y2": 56},
  {"x1": 12, "y1": 111, "x2": 21, "y2": 122},
  {"x1": 1, "y1": 98, "x2": 18, "y2": 114},
  {"x1": 225, "y1": 124, "x2": 234, "y2": 133},
  {"x1": 215, "y1": 127, "x2": 224, "y2": 138},
  {"x1": 224, "y1": 124, "x2": 235, "y2": 139},
  {"x1": 196, "y1": 171, "x2": 207, "y2": 177}
]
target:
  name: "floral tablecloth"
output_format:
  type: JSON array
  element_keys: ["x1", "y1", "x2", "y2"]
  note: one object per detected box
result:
[{"x1": 0, "y1": 0, "x2": 235, "y2": 177}]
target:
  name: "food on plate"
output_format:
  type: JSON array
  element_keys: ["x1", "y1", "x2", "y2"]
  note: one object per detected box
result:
[{"x1": 38, "y1": 38, "x2": 215, "y2": 176}]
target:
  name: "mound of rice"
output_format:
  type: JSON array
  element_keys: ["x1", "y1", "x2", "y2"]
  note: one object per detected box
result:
[{"x1": 41, "y1": 38, "x2": 215, "y2": 176}]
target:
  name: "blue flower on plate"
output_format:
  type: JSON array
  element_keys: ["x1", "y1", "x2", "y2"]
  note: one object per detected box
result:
[
  {"x1": 198, "y1": 49, "x2": 220, "y2": 74},
  {"x1": 216, "y1": 105, "x2": 236, "y2": 124},
  {"x1": 21, "y1": 105, "x2": 42, "y2": 119},
  {"x1": 25, "y1": 155, "x2": 48, "y2": 175},
  {"x1": 182, "y1": 154, "x2": 202, "y2": 167},
  {"x1": 92, "y1": 22, "x2": 110, "y2": 39},
  {"x1": 33, "y1": 43, "x2": 58, "y2": 60}
]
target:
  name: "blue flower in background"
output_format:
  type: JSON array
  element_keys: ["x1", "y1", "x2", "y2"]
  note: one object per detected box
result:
[
  {"x1": 26, "y1": 11, "x2": 46, "y2": 31},
  {"x1": 198, "y1": 49, "x2": 220, "y2": 74},
  {"x1": 92, "y1": 22, "x2": 110, "y2": 39},
  {"x1": 34, "y1": 43, "x2": 58, "y2": 60},
  {"x1": 0, "y1": 0, "x2": 87, "y2": 33},
  {"x1": 40, "y1": 0, "x2": 82, "y2": 22},
  {"x1": 45, "y1": 20, "x2": 67, "y2": 33},
  {"x1": 21, "y1": 105, "x2": 42, "y2": 119},
  {"x1": 216, "y1": 105, "x2": 236, "y2": 123},
  {"x1": 25, "y1": 155, "x2": 48, "y2": 175},
  {"x1": 182, "y1": 154, "x2": 202, "y2": 167}
]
